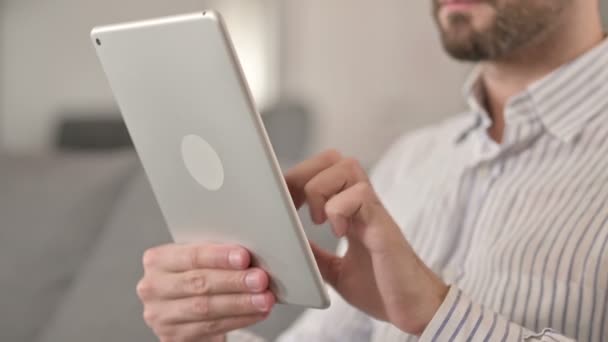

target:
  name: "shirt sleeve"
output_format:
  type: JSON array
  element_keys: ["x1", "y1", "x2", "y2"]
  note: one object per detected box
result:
[{"x1": 419, "y1": 286, "x2": 576, "y2": 341}]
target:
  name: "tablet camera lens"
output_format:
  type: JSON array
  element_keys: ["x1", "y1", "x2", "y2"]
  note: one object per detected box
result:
[{"x1": 96, "y1": 38, "x2": 101, "y2": 46}]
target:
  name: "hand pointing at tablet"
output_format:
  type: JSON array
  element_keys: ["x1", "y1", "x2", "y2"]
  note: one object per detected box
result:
[
  {"x1": 138, "y1": 149, "x2": 448, "y2": 341},
  {"x1": 285, "y1": 150, "x2": 449, "y2": 336}
]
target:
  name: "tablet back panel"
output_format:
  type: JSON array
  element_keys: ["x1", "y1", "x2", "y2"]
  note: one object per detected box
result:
[{"x1": 91, "y1": 12, "x2": 329, "y2": 308}]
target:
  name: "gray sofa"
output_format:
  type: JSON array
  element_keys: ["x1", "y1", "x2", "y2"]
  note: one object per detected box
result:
[{"x1": 0, "y1": 148, "x2": 337, "y2": 342}]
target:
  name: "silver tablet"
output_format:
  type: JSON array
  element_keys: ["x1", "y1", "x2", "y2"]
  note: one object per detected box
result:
[{"x1": 91, "y1": 11, "x2": 329, "y2": 309}]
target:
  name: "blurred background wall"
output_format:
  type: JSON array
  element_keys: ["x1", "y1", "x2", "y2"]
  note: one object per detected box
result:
[
  {"x1": 0, "y1": 0, "x2": 471, "y2": 166},
  {"x1": 0, "y1": 0, "x2": 280, "y2": 154},
  {"x1": 0, "y1": 1, "x2": 607, "y2": 163},
  {"x1": 280, "y1": 0, "x2": 470, "y2": 163}
]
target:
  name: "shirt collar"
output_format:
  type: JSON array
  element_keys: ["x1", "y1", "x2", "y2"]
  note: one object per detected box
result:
[
  {"x1": 457, "y1": 37, "x2": 608, "y2": 144},
  {"x1": 528, "y1": 37, "x2": 608, "y2": 142},
  {"x1": 453, "y1": 67, "x2": 487, "y2": 144}
]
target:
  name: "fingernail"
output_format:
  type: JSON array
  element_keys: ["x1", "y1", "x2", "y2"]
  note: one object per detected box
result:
[
  {"x1": 229, "y1": 251, "x2": 244, "y2": 268},
  {"x1": 251, "y1": 294, "x2": 268, "y2": 311},
  {"x1": 245, "y1": 272, "x2": 262, "y2": 291}
]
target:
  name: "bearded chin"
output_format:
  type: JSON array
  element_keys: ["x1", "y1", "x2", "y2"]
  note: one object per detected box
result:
[
  {"x1": 435, "y1": 0, "x2": 567, "y2": 62},
  {"x1": 438, "y1": 14, "x2": 496, "y2": 61}
]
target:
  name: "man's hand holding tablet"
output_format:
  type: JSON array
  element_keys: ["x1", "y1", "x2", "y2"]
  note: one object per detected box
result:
[{"x1": 138, "y1": 150, "x2": 449, "y2": 341}]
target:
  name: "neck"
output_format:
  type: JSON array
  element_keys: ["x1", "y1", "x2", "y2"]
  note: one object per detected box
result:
[{"x1": 480, "y1": 6, "x2": 604, "y2": 143}]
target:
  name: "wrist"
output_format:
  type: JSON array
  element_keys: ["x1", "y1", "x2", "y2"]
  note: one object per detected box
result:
[
  {"x1": 409, "y1": 283, "x2": 449, "y2": 336},
  {"x1": 418, "y1": 281, "x2": 450, "y2": 335},
  {"x1": 394, "y1": 267, "x2": 449, "y2": 336}
]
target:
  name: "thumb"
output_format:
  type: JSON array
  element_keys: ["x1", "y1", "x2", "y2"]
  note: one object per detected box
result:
[{"x1": 309, "y1": 241, "x2": 341, "y2": 287}]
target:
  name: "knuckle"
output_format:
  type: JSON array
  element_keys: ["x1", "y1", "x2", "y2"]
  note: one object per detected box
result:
[
  {"x1": 142, "y1": 248, "x2": 158, "y2": 268},
  {"x1": 143, "y1": 308, "x2": 158, "y2": 326},
  {"x1": 136, "y1": 279, "x2": 155, "y2": 300},
  {"x1": 191, "y1": 297, "x2": 211, "y2": 317},
  {"x1": 187, "y1": 273, "x2": 209, "y2": 295},
  {"x1": 355, "y1": 181, "x2": 374, "y2": 197},
  {"x1": 320, "y1": 149, "x2": 342, "y2": 163},
  {"x1": 189, "y1": 246, "x2": 202, "y2": 269},
  {"x1": 303, "y1": 181, "x2": 317, "y2": 197},
  {"x1": 156, "y1": 326, "x2": 177, "y2": 339},
  {"x1": 202, "y1": 319, "x2": 222, "y2": 333},
  {"x1": 324, "y1": 199, "x2": 338, "y2": 213},
  {"x1": 241, "y1": 294, "x2": 255, "y2": 310},
  {"x1": 342, "y1": 157, "x2": 362, "y2": 173},
  {"x1": 238, "y1": 272, "x2": 249, "y2": 289}
]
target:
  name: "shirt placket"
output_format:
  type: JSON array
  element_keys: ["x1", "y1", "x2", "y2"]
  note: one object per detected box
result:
[
  {"x1": 442, "y1": 132, "x2": 504, "y2": 283},
  {"x1": 445, "y1": 97, "x2": 543, "y2": 284}
]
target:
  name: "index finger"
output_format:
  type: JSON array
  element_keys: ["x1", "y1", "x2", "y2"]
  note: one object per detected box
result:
[
  {"x1": 143, "y1": 244, "x2": 251, "y2": 273},
  {"x1": 284, "y1": 149, "x2": 343, "y2": 208}
]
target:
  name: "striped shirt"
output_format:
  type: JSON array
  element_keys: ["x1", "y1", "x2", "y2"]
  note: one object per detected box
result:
[{"x1": 229, "y1": 38, "x2": 608, "y2": 342}]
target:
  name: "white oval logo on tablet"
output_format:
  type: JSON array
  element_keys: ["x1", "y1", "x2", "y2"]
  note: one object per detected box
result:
[{"x1": 181, "y1": 135, "x2": 225, "y2": 191}]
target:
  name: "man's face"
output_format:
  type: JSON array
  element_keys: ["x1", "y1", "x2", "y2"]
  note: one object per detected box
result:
[{"x1": 433, "y1": 0, "x2": 569, "y2": 61}]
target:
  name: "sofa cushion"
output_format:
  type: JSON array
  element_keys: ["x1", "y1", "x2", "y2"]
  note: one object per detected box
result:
[
  {"x1": 37, "y1": 169, "x2": 172, "y2": 342},
  {"x1": 0, "y1": 151, "x2": 138, "y2": 342}
]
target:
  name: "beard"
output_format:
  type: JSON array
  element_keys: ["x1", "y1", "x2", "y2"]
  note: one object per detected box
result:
[{"x1": 433, "y1": 0, "x2": 568, "y2": 61}]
